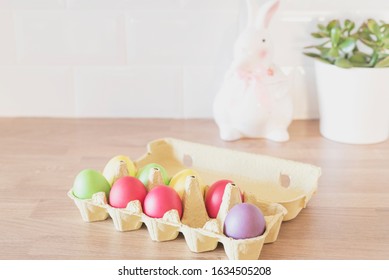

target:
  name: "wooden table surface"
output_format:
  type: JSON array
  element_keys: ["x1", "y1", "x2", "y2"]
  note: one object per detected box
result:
[{"x1": 0, "y1": 118, "x2": 388, "y2": 260}]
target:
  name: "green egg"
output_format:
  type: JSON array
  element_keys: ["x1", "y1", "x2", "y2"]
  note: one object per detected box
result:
[
  {"x1": 137, "y1": 163, "x2": 169, "y2": 186},
  {"x1": 73, "y1": 169, "x2": 111, "y2": 199}
]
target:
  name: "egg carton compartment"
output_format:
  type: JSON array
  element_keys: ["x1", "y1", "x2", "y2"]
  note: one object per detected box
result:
[{"x1": 68, "y1": 176, "x2": 286, "y2": 260}]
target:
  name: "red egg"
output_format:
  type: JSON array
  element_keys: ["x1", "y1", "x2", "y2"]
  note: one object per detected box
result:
[
  {"x1": 205, "y1": 179, "x2": 232, "y2": 218},
  {"x1": 109, "y1": 176, "x2": 147, "y2": 208},
  {"x1": 143, "y1": 185, "x2": 182, "y2": 218},
  {"x1": 205, "y1": 179, "x2": 243, "y2": 218}
]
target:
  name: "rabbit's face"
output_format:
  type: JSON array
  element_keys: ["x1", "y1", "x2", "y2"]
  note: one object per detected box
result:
[
  {"x1": 233, "y1": 27, "x2": 274, "y2": 71},
  {"x1": 231, "y1": 0, "x2": 280, "y2": 76}
]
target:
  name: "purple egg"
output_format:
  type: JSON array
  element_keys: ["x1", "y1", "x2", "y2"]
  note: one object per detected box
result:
[{"x1": 224, "y1": 203, "x2": 266, "y2": 239}]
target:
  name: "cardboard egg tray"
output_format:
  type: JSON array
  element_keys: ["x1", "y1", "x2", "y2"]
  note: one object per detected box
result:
[{"x1": 68, "y1": 138, "x2": 321, "y2": 259}]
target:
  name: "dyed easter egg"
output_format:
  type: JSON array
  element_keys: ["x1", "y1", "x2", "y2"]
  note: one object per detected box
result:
[
  {"x1": 109, "y1": 176, "x2": 147, "y2": 208},
  {"x1": 72, "y1": 169, "x2": 111, "y2": 199},
  {"x1": 205, "y1": 179, "x2": 235, "y2": 218},
  {"x1": 224, "y1": 203, "x2": 266, "y2": 239},
  {"x1": 137, "y1": 163, "x2": 169, "y2": 186},
  {"x1": 103, "y1": 155, "x2": 137, "y2": 186},
  {"x1": 143, "y1": 185, "x2": 182, "y2": 218},
  {"x1": 169, "y1": 169, "x2": 205, "y2": 198}
]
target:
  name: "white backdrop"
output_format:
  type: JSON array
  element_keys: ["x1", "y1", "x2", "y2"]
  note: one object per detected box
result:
[{"x1": 0, "y1": 0, "x2": 388, "y2": 118}]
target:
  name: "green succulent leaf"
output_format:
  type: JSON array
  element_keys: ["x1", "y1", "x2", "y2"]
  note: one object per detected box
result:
[
  {"x1": 380, "y1": 24, "x2": 388, "y2": 34},
  {"x1": 304, "y1": 41, "x2": 330, "y2": 49},
  {"x1": 351, "y1": 62, "x2": 371, "y2": 67},
  {"x1": 370, "y1": 52, "x2": 379, "y2": 66},
  {"x1": 360, "y1": 37, "x2": 377, "y2": 47},
  {"x1": 375, "y1": 56, "x2": 389, "y2": 67},
  {"x1": 334, "y1": 58, "x2": 353, "y2": 68},
  {"x1": 311, "y1": 32, "x2": 329, "y2": 38},
  {"x1": 358, "y1": 24, "x2": 372, "y2": 39},
  {"x1": 382, "y1": 37, "x2": 389, "y2": 48},
  {"x1": 315, "y1": 46, "x2": 330, "y2": 52},
  {"x1": 327, "y1": 20, "x2": 340, "y2": 31},
  {"x1": 317, "y1": 23, "x2": 328, "y2": 33},
  {"x1": 303, "y1": 53, "x2": 332, "y2": 64},
  {"x1": 320, "y1": 49, "x2": 331, "y2": 59},
  {"x1": 327, "y1": 47, "x2": 340, "y2": 58},
  {"x1": 358, "y1": 30, "x2": 371, "y2": 40},
  {"x1": 303, "y1": 52, "x2": 321, "y2": 58},
  {"x1": 330, "y1": 27, "x2": 341, "y2": 46},
  {"x1": 306, "y1": 46, "x2": 331, "y2": 57},
  {"x1": 349, "y1": 51, "x2": 369, "y2": 64},
  {"x1": 339, "y1": 38, "x2": 356, "y2": 53},
  {"x1": 367, "y1": 19, "x2": 381, "y2": 37},
  {"x1": 344, "y1": 19, "x2": 355, "y2": 32}
]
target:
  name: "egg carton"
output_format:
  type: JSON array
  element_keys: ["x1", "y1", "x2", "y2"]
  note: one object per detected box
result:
[
  {"x1": 68, "y1": 177, "x2": 286, "y2": 260},
  {"x1": 68, "y1": 138, "x2": 321, "y2": 259}
]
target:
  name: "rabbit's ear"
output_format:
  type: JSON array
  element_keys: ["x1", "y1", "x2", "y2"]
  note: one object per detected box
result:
[
  {"x1": 255, "y1": 0, "x2": 280, "y2": 29},
  {"x1": 246, "y1": 0, "x2": 259, "y2": 27}
]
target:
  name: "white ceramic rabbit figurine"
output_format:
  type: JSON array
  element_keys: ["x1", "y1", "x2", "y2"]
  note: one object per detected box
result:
[{"x1": 213, "y1": 0, "x2": 292, "y2": 142}]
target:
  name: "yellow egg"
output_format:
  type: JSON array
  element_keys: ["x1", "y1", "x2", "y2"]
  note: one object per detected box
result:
[
  {"x1": 169, "y1": 169, "x2": 205, "y2": 199},
  {"x1": 103, "y1": 155, "x2": 137, "y2": 186}
]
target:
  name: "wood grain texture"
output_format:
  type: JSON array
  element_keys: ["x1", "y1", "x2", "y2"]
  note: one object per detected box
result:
[{"x1": 0, "y1": 118, "x2": 388, "y2": 260}]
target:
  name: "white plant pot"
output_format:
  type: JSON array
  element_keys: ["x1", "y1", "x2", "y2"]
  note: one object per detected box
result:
[{"x1": 314, "y1": 60, "x2": 389, "y2": 144}]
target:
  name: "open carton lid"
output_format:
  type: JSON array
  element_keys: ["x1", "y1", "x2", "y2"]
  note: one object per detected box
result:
[{"x1": 136, "y1": 138, "x2": 322, "y2": 221}]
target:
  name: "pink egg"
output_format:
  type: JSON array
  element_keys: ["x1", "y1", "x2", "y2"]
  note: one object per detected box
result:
[
  {"x1": 109, "y1": 176, "x2": 147, "y2": 208},
  {"x1": 224, "y1": 203, "x2": 266, "y2": 239},
  {"x1": 143, "y1": 185, "x2": 182, "y2": 218}
]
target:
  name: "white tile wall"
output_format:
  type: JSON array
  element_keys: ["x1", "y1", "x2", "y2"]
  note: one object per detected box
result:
[
  {"x1": 183, "y1": 65, "x2": 221, "y2": 119},
  {"x1": 0, "y1": 0, "x2": 66, "y2": 10},
  {"x1": 67, "y1": 0, "x2": 181, "y2": 10},
  {"x1": 14, "y1": 11, "x2": 126, "y2": 65},
  {"x1": 125, "y1": 11, "x2": 238, "y2": 65},
  {"x1": 179, "y1": 0, "x2": 240, "y2": 11},
  {"x1": 0, "y1": 11, "x2": 16, "y2": 65},
  {"x1": 0, "y1": 0, "x2": 388, "y2": 118},
  {"x1": 14, "y1": 11, "x2": 69, "y2": 64},
  {"x1": 0, "y1": 66, "x2": 74, "y2": 116},
  {"x1": 67, "y1": 0, "x2": 240, "y2": 11},
  {"x1": 74, "y1": 66, "x2": 182, "y2": 118}
]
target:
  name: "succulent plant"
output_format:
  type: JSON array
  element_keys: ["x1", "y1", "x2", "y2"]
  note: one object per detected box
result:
[{"x1": 304, "y1": 19, "x2": 389, "y2": 68}]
